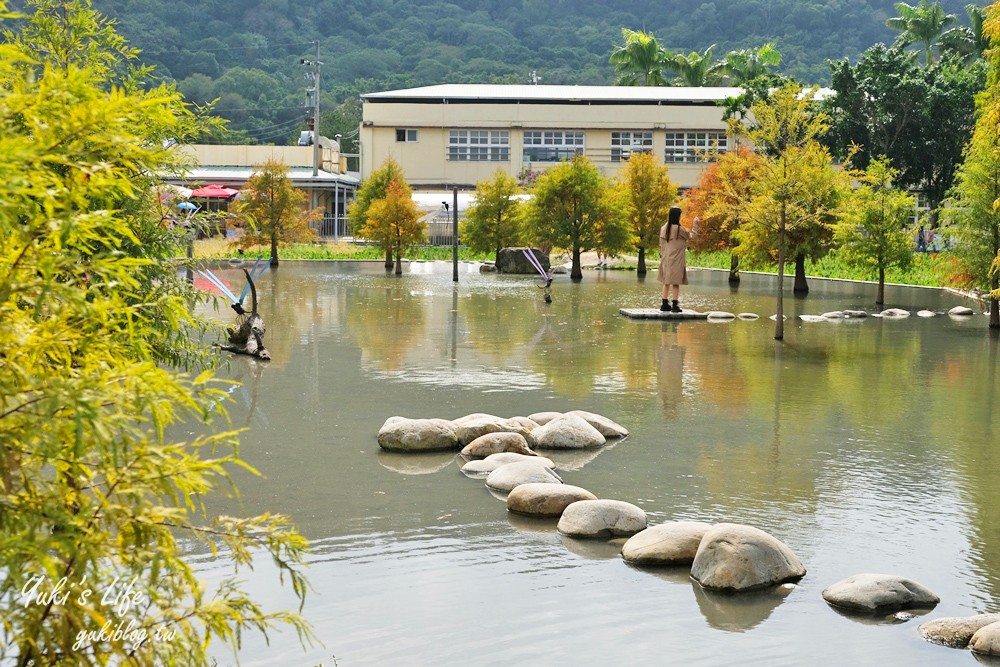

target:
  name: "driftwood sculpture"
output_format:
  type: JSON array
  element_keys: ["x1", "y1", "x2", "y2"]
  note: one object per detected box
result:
[{"x1": 217, "y1": 268, "x2": 271, "y2": 360}]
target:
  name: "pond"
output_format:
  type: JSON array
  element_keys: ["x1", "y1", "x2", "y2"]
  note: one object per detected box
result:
[{"x1": 190, "y1": 261, "x2": 1000, "y2": 667}]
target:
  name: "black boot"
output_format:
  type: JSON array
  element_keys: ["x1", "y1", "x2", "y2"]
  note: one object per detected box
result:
[
  {"x1": 671, "y1": 300, "x2": 681, "y2": 313},
  {"x1": 660, "y1": 299, "x2": 670, "y2": 312}
]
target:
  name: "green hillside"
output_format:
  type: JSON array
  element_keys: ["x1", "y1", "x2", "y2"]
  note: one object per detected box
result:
[{"x1": 72, "y1": 0, "x2": 981, "y2": 144}]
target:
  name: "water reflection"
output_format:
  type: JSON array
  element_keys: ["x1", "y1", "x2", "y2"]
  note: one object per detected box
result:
[
  {"x1": 691, "y1": 583, "x2": 792, "y2": 632},
  {"x1": 187, "y1": 262, "x2": 1000, "y2": 667}
]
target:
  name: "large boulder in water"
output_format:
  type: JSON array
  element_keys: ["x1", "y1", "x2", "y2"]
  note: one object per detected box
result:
[
  {"x1": 822, "y1": 573, "x2": 939, "y2": 613},
  {"x1": 919, "y1": 614, "x2": 1000, "y2": 648},
  {"x1": 377, "y1": 416, "x2": 459, "y2": 451},
  {"x1": 497, "y1": 247, "x2": 549, "y2": 275},
  {"x1": 507, "y1": 483, "x2": 597, "y2": 517},
  {"x1": 690, "y1": 523, "x2": 806, "y2": 592},
  {"x1": 557, "y1": 499, "x2": 647, "y2": 538},
  {"x1": 485, "y1": 460, "x2": 562, "y2": 493},
  {"x1": 565, "y1": 410, "x2": 629, "y2": 438},
  {"x1": 453, "y1": 414, "x2": 534, "y2": 446},
  {"x1": 531, "y1": 413, "x2": 606, "y2": 449},
  {"x1": 461, "y1": 452, "x2": 555, "y2": 475},
  {"x1": 461, "y1": 432, "x2": 536, "y2": 457},
  {"x1": 970, "y1": 622, "x2": 1000, "y2": 656},
  {"x1": 622, "y1": 521, "x2": 714, "y2": 566}
]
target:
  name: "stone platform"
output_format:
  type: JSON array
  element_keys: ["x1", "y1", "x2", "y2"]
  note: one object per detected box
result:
[{"x1": 619, "y1": 308, "x2": 711, "y2": 320}]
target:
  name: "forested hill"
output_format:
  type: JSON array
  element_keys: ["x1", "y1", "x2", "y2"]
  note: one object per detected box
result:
[{"x1": 76, "y1": 0, "x2": 978, "y2": 143}]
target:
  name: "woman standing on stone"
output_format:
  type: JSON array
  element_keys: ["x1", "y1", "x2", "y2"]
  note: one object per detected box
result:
[{"x1": 658, "y1": 206, "x2": 692, "y2": 312}]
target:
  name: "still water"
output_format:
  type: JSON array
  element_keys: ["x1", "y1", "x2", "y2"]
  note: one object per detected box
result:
[{"x1": 191, "y1": 261, "x2": 1000, "y2": 667}]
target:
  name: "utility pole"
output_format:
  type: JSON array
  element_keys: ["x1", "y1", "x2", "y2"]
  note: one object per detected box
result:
[{"x1": 301, "y1": 42, "x2": 322, "y2": 177}]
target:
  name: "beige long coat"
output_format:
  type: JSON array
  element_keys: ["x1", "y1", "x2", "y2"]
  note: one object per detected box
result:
[{"x1": 657, "y1": 222, "x2": 691, "y2": 286}]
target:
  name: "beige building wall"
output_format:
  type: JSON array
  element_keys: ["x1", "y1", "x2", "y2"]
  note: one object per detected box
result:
[
  {"x1": 180, "y1": 144, "x2": 342, "y2": 173},
  {"x1": 360, "y1": 85, "x2": 740, "y2": 191}
]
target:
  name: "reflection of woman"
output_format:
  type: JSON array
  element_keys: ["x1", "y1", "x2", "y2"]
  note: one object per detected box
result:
[
  {"x1": 658, "y1": 206, "x2": 691, "y2": 313},
  {"x1": 657, "y1": 329, "x2": 685, "y2": 418}
]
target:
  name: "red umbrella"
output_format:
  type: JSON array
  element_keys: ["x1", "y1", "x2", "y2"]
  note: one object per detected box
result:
[{"x1": 191, "y1": 184, "x2": 239, "y2": 198}]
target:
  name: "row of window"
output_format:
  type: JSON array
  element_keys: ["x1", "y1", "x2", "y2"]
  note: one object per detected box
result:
[{"x1": 395, "y1": 128, "x2": 728, "y2": 163}]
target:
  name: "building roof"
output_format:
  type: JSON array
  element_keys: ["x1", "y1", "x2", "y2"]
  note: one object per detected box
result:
[
  {"x1": 362, "y1": 84, "x2": 746, "y2": 104},
  {"x1": 166, "y1": 166, "x2": 359, "y2": 187}
]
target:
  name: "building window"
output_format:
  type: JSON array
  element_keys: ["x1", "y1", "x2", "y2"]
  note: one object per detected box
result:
[
  {"x1": 448, "y1": 130, "x2": 509, "y2": 161},
  {"x1": 611, "y1": 131, "x2": 653, "y2": 162},
  {"x1": 523, "y1": 130, "x2": 585, "y2": 162},
  {"x1": 664, "y1": 131, "x2": 728, "y2": 163},
  {"x1": 396, "y1": 129, "x2": 418, "y2": 142}
]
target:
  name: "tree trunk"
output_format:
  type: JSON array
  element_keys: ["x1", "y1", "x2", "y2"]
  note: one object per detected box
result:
[
  {"x1": 385, "y1": 246, "x2": 393, "y2": 270},
  {"x1": 775, "y1": 205, "x2": 786, "y2": 341},
  {"x1": 570, "y1": 244, "x2": 582, "y2": 281},
  {"x1": 728, "y1": 253, "x2": 740, "y2": 286},
  {"x1": 793, "y1": 253, "x2": 808, "y2": 294},
  {"x1": 269, "y1": 234, "x2": 279, "y2": 267},
  {"x1": 991, "y1": 298, "x2": 999, "y2": 330},
  {"x1": 394, "y1": 243, "x2": 402, "y2": 275},
  {"x1": 876, "y1": 266, "x2": 886, "y2": 306},
  {"x1": 637, "y1": 246, "x2": 647, "y2": 277}
]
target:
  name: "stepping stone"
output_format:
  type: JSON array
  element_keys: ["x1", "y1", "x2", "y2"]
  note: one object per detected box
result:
[
  {"x1": 737, "y1": 313, "x2": 759, "y2": 320},
  {"x1": 822, "y1": 573, "x2": 939, "y2": 613},
  {"x1": 620, "y1": 308, "x2": 709, "y2": 320}
]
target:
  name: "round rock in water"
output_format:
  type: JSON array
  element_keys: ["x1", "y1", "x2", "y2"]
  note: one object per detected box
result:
[
  {"x1": 843, "y1": 309, "x2": 868, "y2": 318},
  {"x1": 879, "y1": 308, "x2": 911, "y2": 318},
  {"x1": 376, "y1": 416, "x2": 459, "y2": 452},
  {"x1": 565, "y1": 410, "x2": 629, "y2": 438},
  {"x1": 821, "y1": 311, "x2": 844, "y2": 319},
  {"x1": 461, "y1": 432, "x2": 535, "y2": 457},
  {"x1": 461, "y1": 452, "x2": 555, "y2": 475},
  {"x1": 970, "y1": 621, "x2": 1000, "y2": 656},
  {"x1": 621, "y1": 521, "x2": 714, "y2": 566},
  {"x1": 737, "y1": 313, "x2": 759, "y2": 320},
  {"x1": 454, "y1": 414, "x2": 532, "y2": 446},
  {"x1": 531, "y1": 413, "x2": 606, "y2": 449},
  {"x1": 919, "y1": 614, "x2": 1000, "y2": 648},
  {"x1": 821, "y1": 573, "x2": 939, "y2": 613},
  {"x1": 485, "y1": 460, "x2": 562, "y2": 493},
  {"x1": 557, "y1": 499, "x2": 647, "y2": 538},
  {"x1": 948, "y1": 305, "x2": 976, "y2": 316},
  {"x1": 917, "y1": 310, "x2": 936, "y2": 317},
  {"x1": 507, "y1": 483, "x2": 597, "y2": 517},
  {"x1": 706, "y1": 311, "x2": 735, "y2": 320},
  {"x1": 690, "y1": 523, "x2": 806, "y2": 592},
  {"x1": 528, "y1": 411, "x2": 562, "y2": 425}
]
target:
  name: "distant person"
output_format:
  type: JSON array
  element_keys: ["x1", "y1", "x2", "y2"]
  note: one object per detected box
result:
[
  {"x1": 658, "y1": 206, "x2": 691, "y2": 313},
  {"x1": 917, "y1": 225, "x2": 927, "y2": 252},
  {"x1": 926, "y1": 227, "x2": 936, "y2": 252}
]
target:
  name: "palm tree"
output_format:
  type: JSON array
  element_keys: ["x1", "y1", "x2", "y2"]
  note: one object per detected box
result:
[
  {"x1": 721, "y1": 42, "x2": 782, "y2": 85},
  {"x1": 939, "y1": 4, "x2": 988, "y2": 64},
  {"x1": 886, "y1": 0, "x2": 958, "y2": 65},
  {"x1": 609, "y1": 28, "x2": 670, "y2": 86},
  {"x1": 668, "y1": 45, "x2": 727, "y2": 86}
]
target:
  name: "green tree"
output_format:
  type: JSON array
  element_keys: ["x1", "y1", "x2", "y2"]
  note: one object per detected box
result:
[
  {"x1": 824, "y1": 44, "x2": 984, "y2": 227},
  {"x1": 834, "y1": 158, "x2": 917, "y2": 305},
  {"x1": 0, "y1": 2, "x2": 311, "y2": 664},
  {"x1": 683, "y1": 146, "x2": 766, "y2": 285},
  {"x1": 349, "y1": 158, "x2": 405, "y2": 268},
  {"x1": 609, "y1": 28, "x2": 670, "y2": 86},
  {"x1": 362, "y1": 178, "x2": 426, "y2": 274},
  {"x1": 732, "y1": 84, "x2": 849, "y2": 339},
  {"x1": 944, "y1": 2, "x2": 1000, "y2": 329},
  {"x1": 668, "y1": 45, "x2": 726, "y2": 86},
  {"x1": 522, "y1": 156, "x2": 628, "y2": 281},
  {"x1": 462, "y1": 169, "x2": 525, "y2": 265},
  {"x1": 231, "y1": 159, "x2": 320, "y2": 267},
  {"x1": 617, "y1": 152, "x2": 678, "y2": 277},
  {"x1": 886, "y1": 0, "x2": 959, "y2": 65},
  {"x1": 720, "y1": 42, "x2": 783, "y2": 85},
  {"x1": 940, "y1": 4, "x2": 989, "y2": 63}
]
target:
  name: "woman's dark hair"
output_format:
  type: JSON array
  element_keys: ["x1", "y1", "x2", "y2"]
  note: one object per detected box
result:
[{"x1": 666, "y1": 206, "x2": 682, "y2": 240}]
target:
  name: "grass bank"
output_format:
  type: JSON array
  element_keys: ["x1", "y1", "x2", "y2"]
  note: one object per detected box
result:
[{"x1": 195, "y1": 239, "x2": 956, "y2": 288}]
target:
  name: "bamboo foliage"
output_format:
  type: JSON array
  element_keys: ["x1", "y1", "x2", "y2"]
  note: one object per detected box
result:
[{"x1": 0, "y1": 2, "x2": 312, "y2": 664}]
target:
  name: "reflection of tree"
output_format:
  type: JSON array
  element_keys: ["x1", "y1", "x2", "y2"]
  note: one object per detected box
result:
[
  {"x1": 345, "y1": 283, "x2": 428, "y2": 371},
  {"x1": 926, "y1": 335, "x2": 1000, "y2": 604}
]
